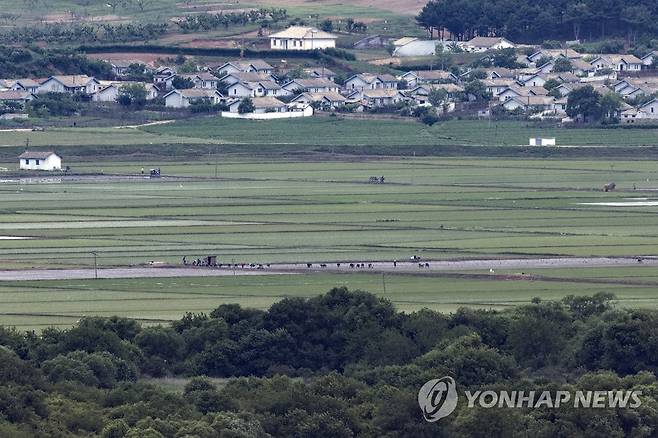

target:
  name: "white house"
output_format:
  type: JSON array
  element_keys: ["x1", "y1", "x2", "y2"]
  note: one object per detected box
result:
[
  {"x1": 462, "y1": 36, "x2": 515, "y2": 53},
  {"x1": 302, "y1": 67, "x2": 336, "y2": 82},
  {"x1": 641, "y1": 51, "x2": 656, "y2": 67},
  {"x1": 350, "y1": 89, "x2": 406, "y2": 108},
  {"x1": 291, "y1": 91, "x2": 346, "y2": 110},
  {"x1": 38, "y1": 75, "x2": 100, "y2": 94},
  {"x1": 502, "y1": 95, "x2": 555, "y2": 112},
  {"x1": 344, "y1": 74, "x2": 398, "y2": 92},
  {"x1": 19, "y1": 151, "x2": 61, "y2": 171},
  {"x1": 153, "y1": 67, "x2": 177, "y2": 90},
  {"x1": 484, "y1": 68, "x2": 517, "y2": 79},
  {"x1": 406, "y1": 84, "x2": 463, "y2": 105},
  {"x1": 214, "y1": 60, "x2": 274, "y2": 77},
  {"x1": 482, "y1": 78, "x2": 516, "y2": 97},
  {"x1": 219, "y1": 72, "x2": 276, "y2": 87},
  {"x1": 497, "y1": 86, "x2": 548, "y2": 103},
  {"x1": 590, "y1": 55, "x2": 643, "y2": 73},
  {"x1": 535, "y1": 61, "x2": 554, "y2": 74},
  {"x1": 269, "y1": 26, "x2": 336, "y2": 51},
  {"x1": 527, "y1": 49, "x2": 582, "y2": 64},
  {"x1": 399, "y1": 70, "x2": 458, "y2": 88},
  {"x1": 227, "y1": 80, "x2": 282, "y2": 98},
  {"x1": 0, "y1": 90, "x2": 36, "y2": 107},
  {"x1": 164, "y1": 89, "x2": 223, "y2": 108},
  {"x1": 518, "y1": 74, "x2": 547, "y2": 88},
  {"x1": 621, "y1": 99, "x2": 658, "y2": 124},
  {"x1": 0, "y1": 79, "x2": 40, "y2": 93},
  {"x1": 179, "y1": 72, "x2": 220, "y2": 89},
  {"x1": 92, "y1": 82, "x2": 158, "y2": 102},
  {"x1": 281, "y1": 78, "x2": 340, "y2": 95}
]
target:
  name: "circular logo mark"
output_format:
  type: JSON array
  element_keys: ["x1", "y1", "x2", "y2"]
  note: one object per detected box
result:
[{"x1": 418, "y1": 376, "x2": 458, "y2": 422}]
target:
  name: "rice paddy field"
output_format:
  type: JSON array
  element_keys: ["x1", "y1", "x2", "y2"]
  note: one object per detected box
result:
[
  {"x1": 2, "y1": 156, "x2": 658, "y2": 329},
  {"x1": 2, "y1": 120, "x2": 658, "y2": 152}
]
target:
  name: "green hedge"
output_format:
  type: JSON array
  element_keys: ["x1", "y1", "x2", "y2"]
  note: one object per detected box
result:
[{"x1": 78, "y1": 44, "x2": 329, "y2": 59}]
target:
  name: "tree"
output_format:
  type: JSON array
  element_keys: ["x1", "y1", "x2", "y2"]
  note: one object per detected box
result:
[
  {"x1": 118, "y1": 84, "x2": 147, "y2": 109},
  {"x1": 599, "y1": 92, "x2": 622, "y2": 121},
  {"x1": 171, "y1": 76, "x2": 195, "y2": 89},
  {"x1": 543, "y1": 78, "x2": 561, "y2": 91},
  {"x1": 621, "y1": 6, "x2": 651, "y2": 43},
  {"x1": 548, "y1": 87, "x2": 562, "y2": 98},
  {"x1": 428, "y1": 88, "x2": 448, "y2": 106},
  {"x1": 491, "y1": 48, "x2": 522, "y2": 68},
  {"x1": 507, "y1": 301, "x2": 572, "y2": 367},
  {"x1": 464, "y1": 79, "x2": 490, "y2": 101},
  {"x1": 238, "y1": 98, "x2": 255, "y2": 114},
  {"x1": 562, "y1": 292, "x2": 616, "y2": 319},
  {"x1": 435, "y1": 51, "x2": 454, "y2": 71},
  {"x1": 101, "y1": 419, "x2": 129, "y2": 438},
  {"x1": 566, "y1": 85, "x2": 602, "y2": 122},
  {"x1": 320, "y1": 19, "x2": 333, "y2": 32},
  {"x1": 564, "y1": 2, "x2": 590, "y2": 40},
  {"x1": 553, "y1": 57, "x2": 573, "y2": 72},
  {"x1": 123, "y1": 63, "x2": 150, "y2": 81},
  {"x1": 535, "y1": 56, "x2": 553, "y2": 67}
]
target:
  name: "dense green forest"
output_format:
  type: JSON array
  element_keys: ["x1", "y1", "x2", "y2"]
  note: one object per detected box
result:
[
  {"x1": 417, "y1": 0, "x2": 658, "y2": 43},
  {"x1": 1, "y1": 288, "x2": 657, "y2": 437}
]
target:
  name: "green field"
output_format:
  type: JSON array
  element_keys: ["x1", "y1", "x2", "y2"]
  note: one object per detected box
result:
[
  {"x1": 4, "y1": 157, "x2": 658, "y2": 267},
  {"x1": 2, "y1": 119, "x2": 658, "y2": 159},
  {"x1": 142, "y1": 118, "x2": 658, "y2": 147},
  {"x1": 1, "y1": 156, "x2": 658, "y2": 328},
  {"x1": 5, "y1": 266, "x2": 658, "y2": 330}
]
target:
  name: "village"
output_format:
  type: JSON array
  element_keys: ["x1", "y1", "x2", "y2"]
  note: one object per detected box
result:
[{"x1": 0, "y1": 26, "x2": 656, "y2": 125}]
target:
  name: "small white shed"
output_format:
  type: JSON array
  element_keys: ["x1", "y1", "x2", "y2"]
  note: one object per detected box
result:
[
  {"x1": 19, "y1": 151, "x2": 62, "y2": 171},
  {"x1": 529, "y1": 138, "x2": 556, "y2": 146}
]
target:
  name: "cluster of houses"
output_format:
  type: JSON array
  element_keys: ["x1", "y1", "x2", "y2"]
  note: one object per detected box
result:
[
  {"x1": 474, "y1": 48, "x2": 658, "y2": 121},
  {"x1": 0, "y1": 25, "x2": 656, "y2": 122}
]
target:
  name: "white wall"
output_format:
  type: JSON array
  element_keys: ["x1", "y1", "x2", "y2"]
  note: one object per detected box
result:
[
  {"x1": 270, "y1": 37, "x2": 335, "y2": 51},
  {"x1": 221, "y1": 106, "x2": 313, "y2": 119},
  {"x1": 20, "y1": 155, "x2": 61, "y2": 171},
  {"x1": 165, "y1": 93, "x2": 185, "y2": 108}
]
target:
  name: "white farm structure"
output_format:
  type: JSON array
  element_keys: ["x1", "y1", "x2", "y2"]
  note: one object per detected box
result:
[
  {"x1": 19, "y1": 151, "x2": 62, "y2": 171},
  {"x1": 529, "y1": 137, "x2": 556, "y2": 146}
]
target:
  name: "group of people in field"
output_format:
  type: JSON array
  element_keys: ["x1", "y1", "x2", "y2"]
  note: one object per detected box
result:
[{"x1": 183, "y1": 256, "x2": 431, "y2": 270}]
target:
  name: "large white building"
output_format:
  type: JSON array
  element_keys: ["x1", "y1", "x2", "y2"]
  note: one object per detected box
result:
[
  {"x1": 19, "y1": 151, "x2": 62, "y2": 171},
  {"x1": 269, "y1": 26, "x2": 336, "y2": 51}
]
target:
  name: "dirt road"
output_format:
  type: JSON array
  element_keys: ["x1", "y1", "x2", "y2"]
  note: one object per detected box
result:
[{"x1": 0, "y1": 257, "x2": 654, "y2": 281}]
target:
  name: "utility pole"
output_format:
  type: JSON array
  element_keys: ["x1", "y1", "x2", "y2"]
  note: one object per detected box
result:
[
  {"x1": 91, "y1": 251, "x2": 98, "y2": 280},
  {"x1": 214, "y1": 144, "x2": 219, "y2": 178},
  {"x1": 382, "y1": 273, "x2": 387, "y2": 294}
]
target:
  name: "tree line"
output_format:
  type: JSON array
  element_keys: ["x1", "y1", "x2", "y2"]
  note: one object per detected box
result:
[
  {"x1": 0, "y1": 46, "x2": 112, "y2": 78},
  {"x1": 416, "y1": 0, "x2": 658, "y2": 43},
  {"x1": 174, "y1": 8, "x2": 288, "y2": 33},
  {"x1": 0, "y1": 288, "x2": 657, "y2": 436},
  {"x1": 0, "y1": 22, "x2": 168, "y2": 44}
]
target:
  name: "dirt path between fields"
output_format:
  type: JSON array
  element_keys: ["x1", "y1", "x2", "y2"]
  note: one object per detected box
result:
[{"x1": 0, "y1": 257, "x2": 656, "y2": 281}]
